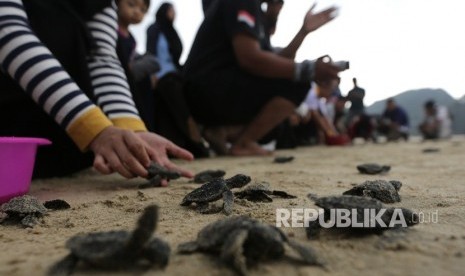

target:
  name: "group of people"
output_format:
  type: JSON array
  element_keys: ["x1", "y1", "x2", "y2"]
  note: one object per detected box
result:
[{"x1": 0, "y1": 0, "x2": 453, "y2": 182}]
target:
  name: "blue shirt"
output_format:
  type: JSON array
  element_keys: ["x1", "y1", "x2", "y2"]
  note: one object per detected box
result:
[
  {"x1": 155, "y1": 33, "x2": 177, "y2": 78},
  {"x1": 383, "y1": 106, "x2": 409, "y2": 127}
]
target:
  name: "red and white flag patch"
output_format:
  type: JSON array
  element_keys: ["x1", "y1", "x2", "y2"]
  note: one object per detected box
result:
[{"x1": 237, "y1": 10, "x2": 255, "y2": 28}]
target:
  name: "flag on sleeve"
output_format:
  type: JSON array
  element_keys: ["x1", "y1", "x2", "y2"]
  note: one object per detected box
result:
[{"x1": 237, "y1": 10, "x2": 255, "y2": 28}]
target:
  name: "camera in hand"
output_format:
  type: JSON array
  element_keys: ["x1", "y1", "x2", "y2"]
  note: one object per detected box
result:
[{"x1": 333, "y1": 60, "x2": 350, "y2": 71}]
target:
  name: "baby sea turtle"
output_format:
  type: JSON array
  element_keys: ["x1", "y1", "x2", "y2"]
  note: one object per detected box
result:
[
  {"x1": 234, "y1": 181, "x2": 297, "y2": 202},
  {"x1": 0, "y1": 195, "x2": 47, "y2": 227},
  {"x1": 180, "y1": 174, "x2": 251, "y2": 215},
  {"x1": 44, "y1": 199, "x2": 71, "y2": 210},
  {"x1": 48, "y1": 205, "x2": 170, "y2": 275},
  {"x1": 305, "y1": 195, "x2": 417, "y2": 239},
  {"x1": 343, "y1": 180, "x2": 402, "y2": 203},
  {"x1": 273, "y1": 156, "x2": 295, "y2": 164},
  {"x1": 422, "y1": 148, "x2": 440, "y2": 153},
  {"x1": 192, "y1": 169, "x2": 226, "y2": 184},
  {"x1": 178, "y1": 216, "x2": 324, "y2": 275},
  {"x1": 139, "y1": 162, "x2": 181, "y2": 189},
  {"x1": 356, "y1": 163, "x2": 391, "y2": 175}
]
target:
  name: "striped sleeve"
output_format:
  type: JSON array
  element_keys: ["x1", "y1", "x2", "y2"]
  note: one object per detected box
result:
[
  {"x1": 0, "y1": 0, "x2": 113, "y2": 150},
  {"x1": 86, "y1": 2, "x2": 147, "y2": 132}
]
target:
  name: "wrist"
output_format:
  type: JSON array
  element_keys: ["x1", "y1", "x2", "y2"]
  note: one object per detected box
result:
[{"x1": 294, "y1": 60, "x2": 315, "y2": 83}]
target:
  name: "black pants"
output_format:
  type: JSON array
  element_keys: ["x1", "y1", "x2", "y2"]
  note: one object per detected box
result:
[
  {"x1": 153, "y1": 73, "x2": 209, "y2": 158},
  {"x1": 185, "y1": 67, "x2": 309, "y2": 127},
  {"x1": 0, "y1": 96, "x2": 93, "y2": 179}
]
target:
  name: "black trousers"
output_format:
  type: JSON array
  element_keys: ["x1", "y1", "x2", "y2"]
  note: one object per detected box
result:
[{"x1": 185, "y1": 67, "x2": 309, "y2": 127}]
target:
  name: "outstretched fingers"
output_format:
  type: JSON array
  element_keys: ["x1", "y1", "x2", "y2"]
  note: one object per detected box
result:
[
  {"x1": 93, "y1": 154, "x2": 113, "y2": 175},
  {"x1": 149, "y1": 149, "x2": 194, "y2": 179}
]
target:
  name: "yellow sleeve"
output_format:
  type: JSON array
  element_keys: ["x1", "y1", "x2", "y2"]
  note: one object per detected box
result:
[
  {"x1": 66, "y1": 107, "x2": 113, "y2": 151},
  {"x1": 111, "y1": 117, "x2": 147, "y2": 132}
]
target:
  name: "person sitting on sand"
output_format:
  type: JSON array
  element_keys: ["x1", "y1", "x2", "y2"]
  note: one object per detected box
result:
[
  {"x1": 378, "y1": 98, "x2": 409, "y2": 141},
  {"x1": 292, "y1": 79, "x2": 350, "y2": 146},
  {"x1": 145, "y1": 2, "x2": 210, "y2": 158},
  {"x1": 0, "y1": 0, "x2": 193, "y2": 183},
  {"x1": 183, "y1": 0, "x2": 343, "y2": 156},
  {"x1": 419, "y1": 100, "x2": 452, "y2": 140}
]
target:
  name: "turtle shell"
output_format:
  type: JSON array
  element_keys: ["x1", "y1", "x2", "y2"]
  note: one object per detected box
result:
[
  {"x1": 181, "y1": 178, "x2": 228, "y2": 205},
  {"x1": 1, "y1": 195, "x2": 47, "y2": 216},
  {"x1": 67, "y1": 231, "x2": 130, "y2": 267}
]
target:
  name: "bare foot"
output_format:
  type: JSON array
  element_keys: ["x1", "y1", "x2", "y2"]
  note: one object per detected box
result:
[{"x1": 230, "y1": 141, "x2": 272, "y2": 156}]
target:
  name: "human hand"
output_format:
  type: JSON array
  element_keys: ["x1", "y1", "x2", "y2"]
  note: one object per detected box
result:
[
  {"x1": 90, "y1": 126, "x2": 152, "y2": 179},
  {"x1": 313, "y1": 55, "x2": 341, "y2": 87},
  {"x1": 137, "y1": 132, "x2": 194, "y2": 186},
  {"x1": 302, "y1": 4, "x2": 338, "y2": 34}
]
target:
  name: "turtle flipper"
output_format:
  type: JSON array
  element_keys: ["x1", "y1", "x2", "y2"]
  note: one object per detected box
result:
[
  {"x1": 143, "y1": 238, "x2": 171, "y2": 268},
  {"x1": 286, "y1": 239, "x2": 325, "y2": 267},
  {"x1": 272, "y1": 190, "x2": 297, "y2": 199},
  {"x1": 306, "y1": 219, "x2": 321, "y2": 240},
  {"x1": 47, "y1": 254, "x2": 78, "y2": 276},
  {"x1": 177, "y1": 241, "x2": 200, "y2": 254},
  {"x1": 138, "y1": 175, "x2": 162, "y2": 189},
  {"x1": 254, "y1": 192, "x2": 273, "y2": 202},
  {"x1": 197, "y1": 203, "x2": 223, "y2": 214},
  {"x1": 220, "y1": 229, "x2": 249, "y2": 276},
  {"x1": 222, "y1": 190, "x2": 234, "y2": 215},
  {"x1": 21, "y1": 214, "x2": 39, "y2": 228},
  {"x1": 127, "y1": 205, "x2": 158, "y2": 252}
]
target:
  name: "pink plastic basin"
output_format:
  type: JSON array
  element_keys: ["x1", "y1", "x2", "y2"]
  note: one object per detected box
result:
[{"x1": 0, "y1": 137, "x2": 51, "y2": 203}]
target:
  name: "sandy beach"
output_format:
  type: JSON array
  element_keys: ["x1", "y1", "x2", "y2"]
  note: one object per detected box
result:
[{"x1": 1, "y1": 137, "x2": 464, "y2": 276}]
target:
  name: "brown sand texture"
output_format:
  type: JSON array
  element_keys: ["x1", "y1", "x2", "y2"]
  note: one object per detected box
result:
[{"x1": 1, "y1": 137, "x2": 464, "y2": 276}]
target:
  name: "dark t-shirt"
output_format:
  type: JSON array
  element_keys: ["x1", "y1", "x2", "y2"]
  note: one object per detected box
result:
[
  {"x1": 347, "y1": 86, "x2": 365, "y2": 112},
  {"x1": 116, "y1": 30, "x2": 137, "y2": 71},
  {"x1": 383, "y1": 106, "x2": 409, "y2": 127},
  {"x1": 183, "y1": 0, "x2": 271, "y2": 80}
]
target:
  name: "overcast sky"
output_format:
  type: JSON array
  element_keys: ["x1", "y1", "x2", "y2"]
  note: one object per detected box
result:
[{"x1": 130, "y1": 0, "x2": 465, "y2": 105}]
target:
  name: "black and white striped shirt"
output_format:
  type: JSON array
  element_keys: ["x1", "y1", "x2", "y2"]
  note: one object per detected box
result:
[{"x1": 0, "y1": 0, "x2": 146, "y2": 150}]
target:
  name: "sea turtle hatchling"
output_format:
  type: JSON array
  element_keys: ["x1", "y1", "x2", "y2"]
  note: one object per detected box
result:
[
  {"x1": 234, "y1": 181, "x2": 297, "y2": 202},
  {"x1": 191, "y1": 169, "x2": 226, "y2": 184},
  {"x1": 138, "y1": 162, "x2": 181, "y2": 189},
  {"x1": 356, "y1": 163, "x2": 391, "y2": 175},
  {"x1": 48, "y1": 205, "x2": 170, "y2": 275},
  {"x1": 178, "y1": 216, "x2": 324, "y2": 275},
  {"x1": 343, "y1": 180, "x2": 402, "y2": 203},
  {"x1": 0, "y1": 195, "x2": 47, "y2": 227},
  {"x1": 180, "y1": 174, "x2": 251, "y2": 215},
  {"x1": 305, "y1": 195, "x2": 417, "y2": 240},
  {"x1": 273, "y1": 156, "x2": 295, "y2": 164}
]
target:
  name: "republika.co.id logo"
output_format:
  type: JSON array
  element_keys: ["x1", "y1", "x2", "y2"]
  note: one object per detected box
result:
[{"x1": 275, "y1": 208, "x2": 438, "y2": 228}]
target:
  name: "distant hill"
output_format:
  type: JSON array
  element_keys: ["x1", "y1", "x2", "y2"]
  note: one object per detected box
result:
[{"x1": 366, "y1": 89, "x2": 464, "y2": 135}]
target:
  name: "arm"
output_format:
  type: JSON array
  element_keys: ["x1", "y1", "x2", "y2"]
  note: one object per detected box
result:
[
  {"x1": 0, "y1": 0, "x2": 191, "y2": 180},
  {"x1": 0, "y1": 0, "x2": 113, "y2": 150},
  {"x1": 86, "y1": 2, "x2": 193, "y2": 180},
  {"x1": 86, "y1": 3, "x2": 147, "y2": 132},
  {"x1": 278, "y1": 5, "x2": 338, "y2": 59},
  {"x1": 232, "y1": 33, "x2": 294, "y2": 79},
  {"x1": 310, "y1": 110, "x2": 336, "y2": 136}
]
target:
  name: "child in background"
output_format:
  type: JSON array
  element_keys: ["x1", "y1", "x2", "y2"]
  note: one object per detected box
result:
[{"x1": 116, "y1": 0, "x2": 159, "y2": 131}]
